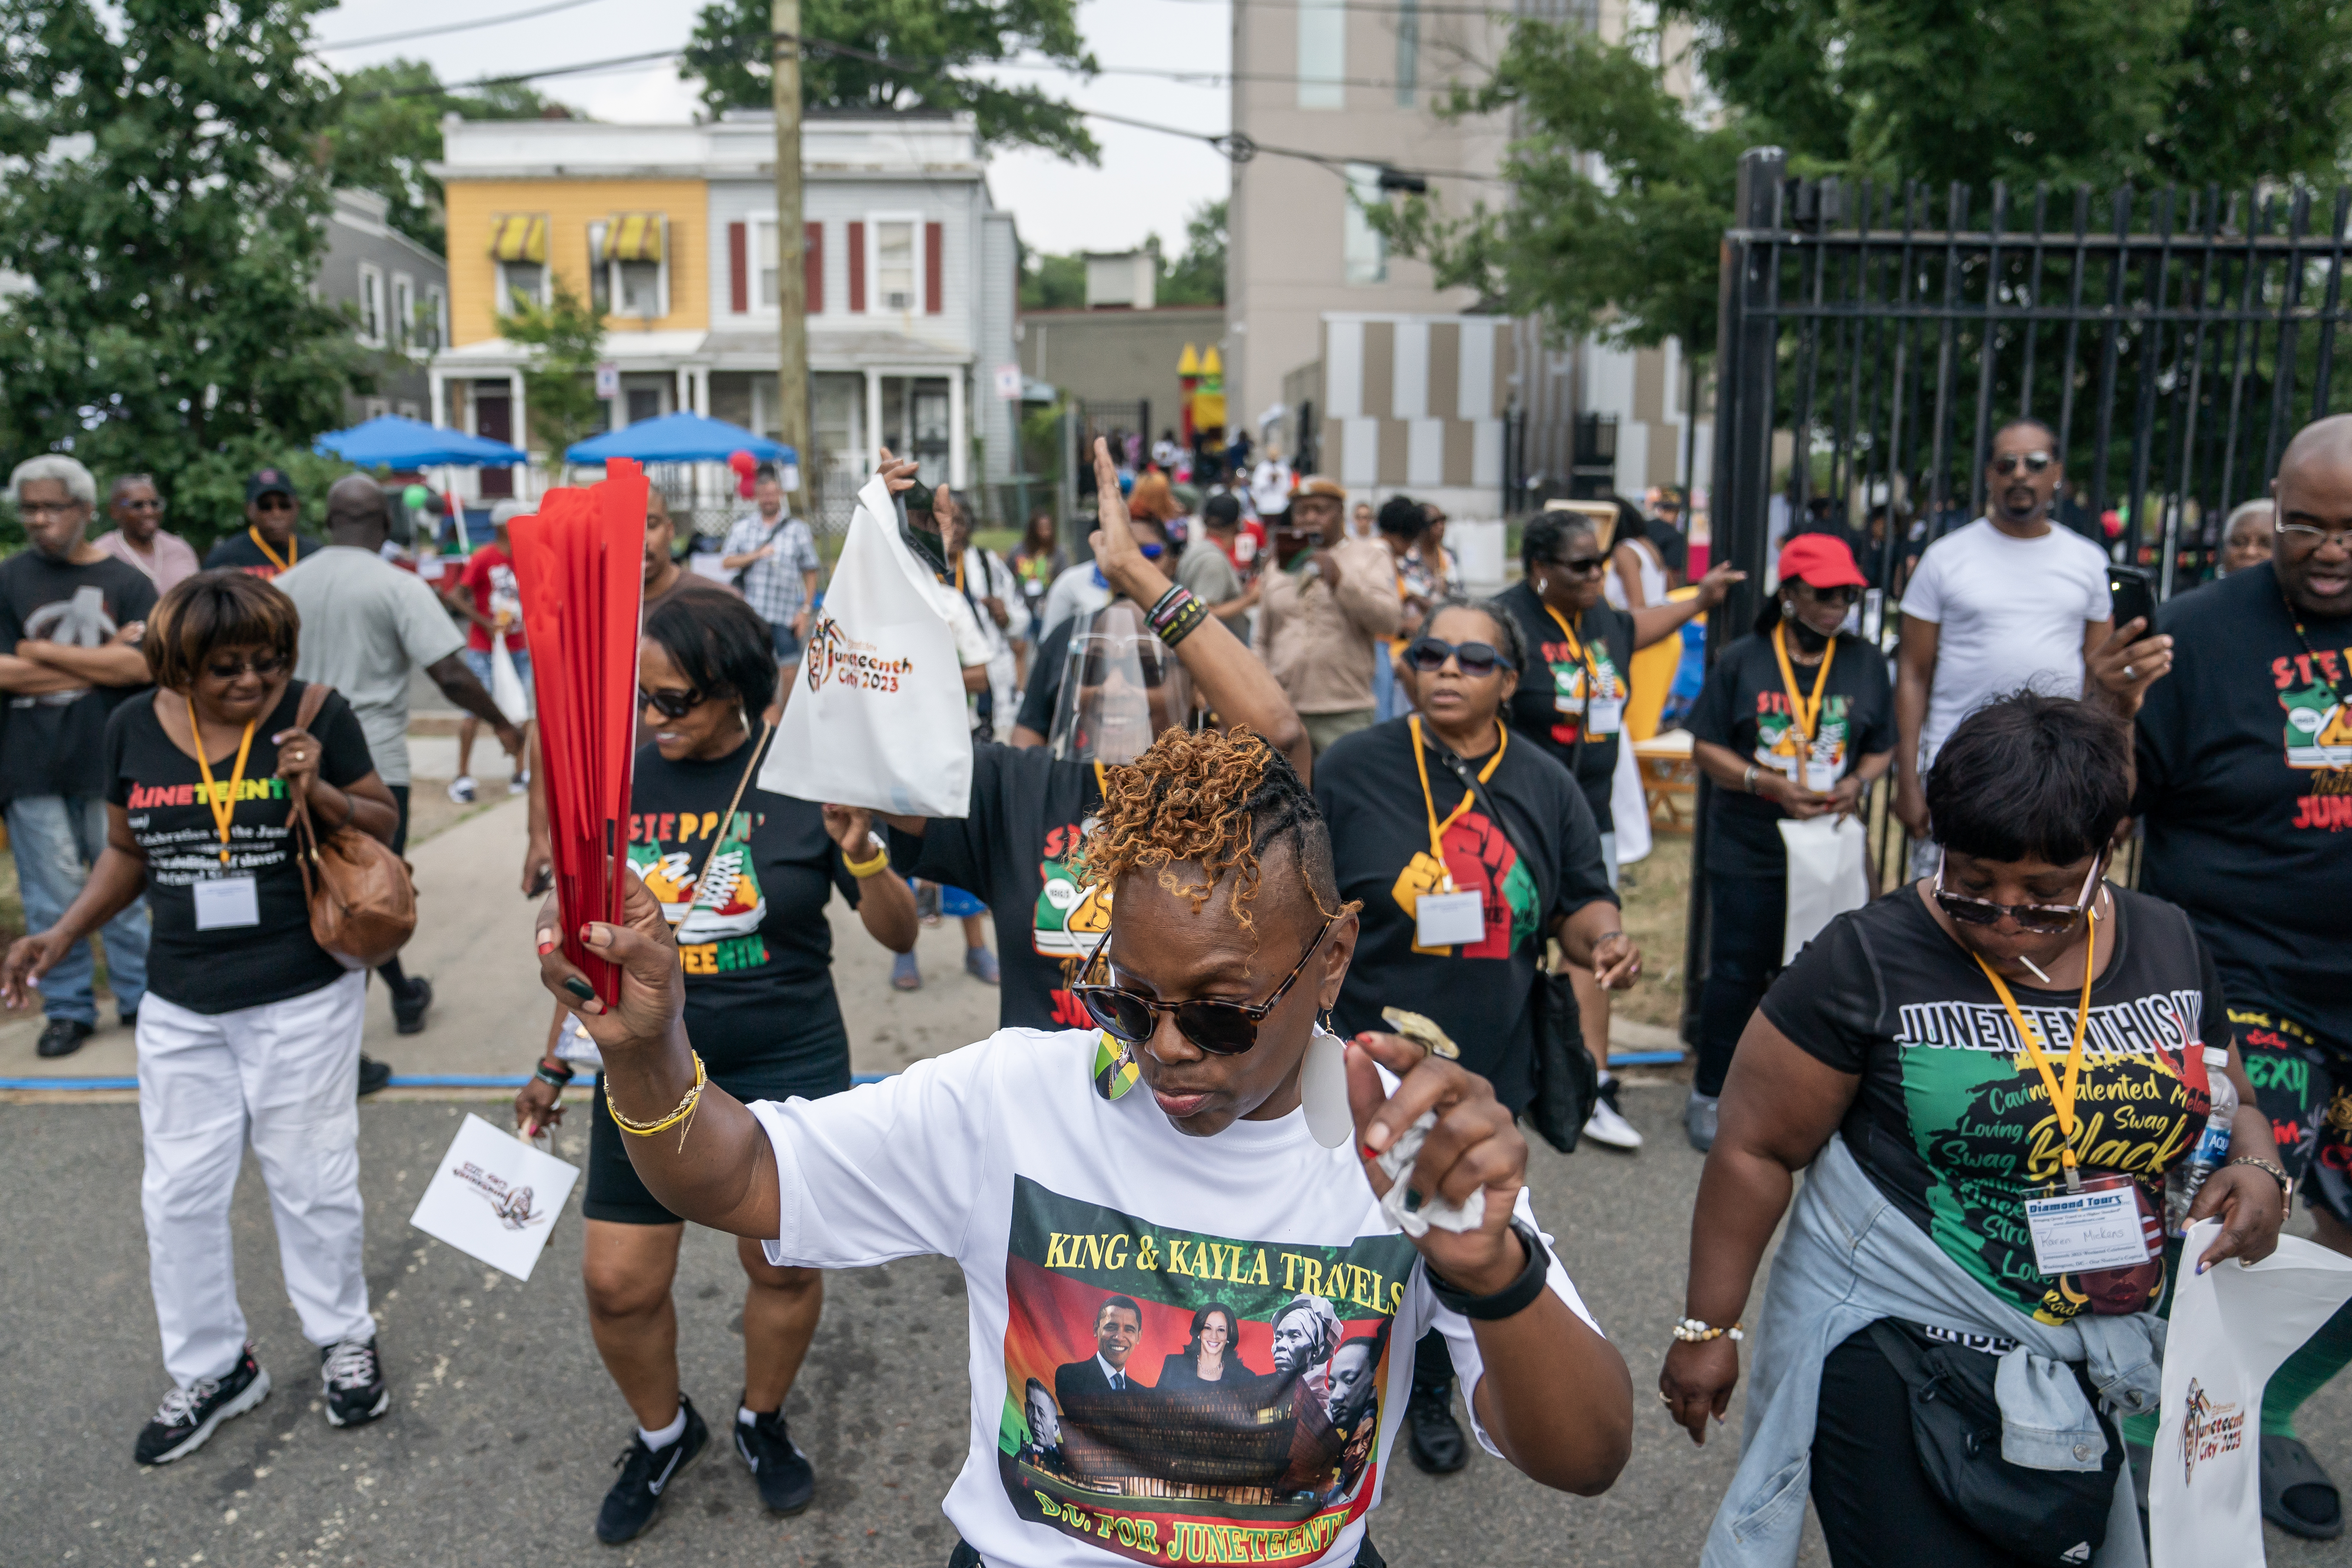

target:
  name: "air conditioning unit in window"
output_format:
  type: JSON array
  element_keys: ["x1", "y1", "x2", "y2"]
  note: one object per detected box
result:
[{"x1": 885, "y1": 290, "x2": 912, "y2": 310}]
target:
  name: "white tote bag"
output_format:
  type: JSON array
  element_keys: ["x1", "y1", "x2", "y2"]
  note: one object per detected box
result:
[
  {"x1": 1777, "y1": 813, "x2": 1870, "y2": 963},
  {"x1": 759, "y1": 472, "x2": 974, "y2": 818},
  {"x1": 488, "y1": 637, "x2": 533, "y2": 725},
  {"x1": 2152, "y1": 1223, "x2": 2352, "y2": 1567}
]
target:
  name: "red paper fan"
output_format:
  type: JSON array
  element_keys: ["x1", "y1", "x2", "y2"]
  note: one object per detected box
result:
[{"x1": 508, "y1": 460, "x2": 649, "y2": 1006}]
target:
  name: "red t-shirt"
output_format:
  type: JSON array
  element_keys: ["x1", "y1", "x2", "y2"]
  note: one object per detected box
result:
[
  {"x1": 459, "y1": 544, "x2": 526, "y2": 652},
  {"x1": 1219, "y1": 519, "x2": 1267, "y2": 578}
]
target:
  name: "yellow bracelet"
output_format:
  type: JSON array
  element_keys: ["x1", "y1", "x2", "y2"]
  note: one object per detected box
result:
[
  {"x1": 841, "y1": 842, "x2": 891, "y2": 880},
  {"x1": 609, "y1": 1052, "x2": 706, "y2": 1145}
]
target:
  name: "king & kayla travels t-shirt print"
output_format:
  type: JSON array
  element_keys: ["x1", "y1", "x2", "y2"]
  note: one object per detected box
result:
[
  {"x1": 744, "y1": 1027, "x2": 1602, "y2": 1568},
  {"x1": 1763, "y1": 886, "x2": 2231, "y2": 1325}
]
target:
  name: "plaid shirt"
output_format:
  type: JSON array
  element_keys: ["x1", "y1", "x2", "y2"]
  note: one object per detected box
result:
[{"x1": 723, "y1": 510, "x2": 820, "y2": 625}]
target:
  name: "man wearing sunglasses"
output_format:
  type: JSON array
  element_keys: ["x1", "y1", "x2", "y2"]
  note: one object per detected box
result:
[
  {"x1": 1892, "y1": 419, "x2": 2166, "y2": 871},
  {"x1": 2133, "y1": 414, "x2": 2352, "y2": 1539},
  {"x1": 201, "y1": 470, "x2": 325, "y2": 582},
  {"x1": 94, "y1": 474, "x2": 201, "y2": 594},
  {"x1": 0, "y1": 454, "x2": 159, "y2": 1059}
]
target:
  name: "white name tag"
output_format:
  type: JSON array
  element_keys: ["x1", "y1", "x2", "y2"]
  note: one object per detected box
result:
[
  {"x1": 1415, "y1": 889, "x2": 1486, "y2": 947},
  {"x1": 2024, "y1": 1186, "x2": 2156, "y2": 1276},
  {"x1": 192, "y1": 874, "x2": 261, "y2": 931},
  {"x1": 418, "y1": 554, "x2": 445, "y2": 581},
  {"x1": 1585, "y1": 697, "x2": 1624, "y2": 736},
  {"x1": 1804, "y1": 759, "x2": 1842, "y2": 793}
]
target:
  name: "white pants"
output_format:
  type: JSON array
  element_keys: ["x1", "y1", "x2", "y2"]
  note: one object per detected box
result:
[{"x1": 138, "y1": 971, "x2": 373, "y2": 1387}]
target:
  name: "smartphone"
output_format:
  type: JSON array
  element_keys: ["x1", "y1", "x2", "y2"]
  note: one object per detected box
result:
[{"x1": 2108, "y1": 564, "x2": 2157, "y2": 634}]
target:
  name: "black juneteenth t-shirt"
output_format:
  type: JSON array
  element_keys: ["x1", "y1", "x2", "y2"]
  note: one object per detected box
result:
[
  {"x1": 202, "y1": 528, "x2": 329, "y2": 582},
  {"x1": 890, "y1": 741, "x2": 1109, "y2": 1032},
  {"x1": 2135, "y1": 563, "x2": 2352, "y2": 1044},
  {"x1": 1495, "y1": 579, "x2": 1633, "y2": 832},
  {"x1": 1314, "y1": 717, "x2": 1615, "y2": 1113},
  {"x1": 626, "y1": 730, "x2": 861, "y2": 1083},
  {"x1": 1685, "y1": 628, "x2": 1896, "y2": 879},
  {"x1": 0, "y1": 550, "x2": 157, "y2": 802},
  {"x1": 106, "y1": 682, "x2": 375, "y2": 1013},
  {"x1": 1763, "y1": 885, "x2": 2228, "y2": 1324}
]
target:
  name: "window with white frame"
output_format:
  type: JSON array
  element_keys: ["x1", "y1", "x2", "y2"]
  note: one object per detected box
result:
[
  {"x1": 754, "y1": 218, "x2": 779, "y2": 309},
  {"x1": 391, "y1": 273, "x2": 415, "y2": 353},
  {"x1": 496, "y1": 260, "x2": 547, "y2": 313},
  {"x1": 424, "y1": 284, "x2": 448, "y2": 350},
  {"x1": 358, "y1": 262, "x2": 385, "y2": 345},
  {"x1": 1298, "y1": 0, "x2": 1345, "y2": 109},
  {"x1": 1344, "y1": 164, "x2": 1387, "y2": 284},
  {"x1": 872, "y1": 218, "x2": 918, "y2": 312},
  {"x1": 590, "y1": 215, "x2": 669, "y2": 320},
  {"x1": 489, "y1": 213, "x2": 551, "y2": 315}
]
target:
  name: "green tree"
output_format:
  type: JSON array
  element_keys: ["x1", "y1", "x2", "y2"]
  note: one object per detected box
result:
[
  {"x1": 0, "y1": 0, "x2": 371, "y2": 543},
  {"x1": 323, "y1": 60, "x2": 574, "y2": 253},
  {"x1": 1020, "y1": 248, "x2": 1087, "y2": 311},
  {"x1": 682, "y1": 0, "x2": 1098, "y2": 162},
  {"x1": 502, "y1": 278, "x2": 607, "y2": 463},
  {"x1": 1158, "y1": 199, "x2": 1226, "y2": 307}
]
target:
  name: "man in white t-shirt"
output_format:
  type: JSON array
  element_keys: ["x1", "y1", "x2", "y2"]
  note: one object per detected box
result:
[{"x1": 1893, "y1": 418, "x2": 2168, "y2": 856}]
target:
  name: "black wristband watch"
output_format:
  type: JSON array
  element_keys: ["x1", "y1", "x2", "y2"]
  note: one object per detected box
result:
[{"x1": 1423, "y1": 1219, "x2": 1553, "y2": 1321}]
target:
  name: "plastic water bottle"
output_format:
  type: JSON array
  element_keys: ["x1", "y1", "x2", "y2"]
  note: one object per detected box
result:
[{"x1": 2165, "y1": 1046, "x2": 2238, "y2": 1237}]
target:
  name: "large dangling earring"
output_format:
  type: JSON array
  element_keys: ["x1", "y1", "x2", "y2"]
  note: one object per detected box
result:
[
  {"x1": 1301, "y1": 1012, "x2": 1351, "y2": 1149},
  {"x1": 1091, "y1": 1031, "x2": 1140, "y2": 1102}
]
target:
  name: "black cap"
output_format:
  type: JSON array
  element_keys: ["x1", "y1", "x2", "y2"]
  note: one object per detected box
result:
[
  {"x1": 246, "y1": 469, "x2": 296, "y2": 503},
  {"x1": 1203, "y1": 492, "x2": 1241, "y2": 528}
]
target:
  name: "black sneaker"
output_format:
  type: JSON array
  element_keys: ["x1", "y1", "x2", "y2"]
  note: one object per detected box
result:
[
  {"x1": 734, "y1": 1402, "x2": 816, "y2": 1514},
  {"x1": 135, "y1": 1345, "x2": 270, "y2": 1465},
  {"x1": 119, "y1": 1009, "x2": 138, "y2": 1031},
  {"x1": 1405, "y1": 1381, "x2": 1469, "y2": 1474},
  {"x1": 36, "y1": 1018, "x2": 93, "y2": 1058},
  {"x1": 392, "y1": 976, "x2": 433, "y2": 1035},
  {"x1": 320, "y1": 1336, "x2": 388, "y2": 1427},
  {"x1": 356, "y1": 1055, "x2": 392, "y2": 1097},
  {"x1": 597, "y1": 1397, "x2": 709, "y2": 1544}
]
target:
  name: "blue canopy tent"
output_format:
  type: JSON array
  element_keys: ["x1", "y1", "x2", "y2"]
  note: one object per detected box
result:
[
  {"x1": 564, "y1": 411, "x2": 794, "y2": 468},
  {"x1": 313, "y1": 413, "x2": 527, "y2": 468}
]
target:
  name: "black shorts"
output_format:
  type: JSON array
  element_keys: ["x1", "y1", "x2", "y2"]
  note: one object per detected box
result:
[
  {"x1": 584, "y1": 1054, "x2": 851, "y2": 1225},
  {"x1": 2232, "y1": 1000, "x2": 2352, "y2": 1228}
]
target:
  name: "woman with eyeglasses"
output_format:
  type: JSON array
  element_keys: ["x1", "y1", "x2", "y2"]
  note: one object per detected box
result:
[
  {"x1": 1661, "y1": 693, "x2": 2287, "y2": 1568},
  {"x1": 509, "y1": 589, "x2": 916, "y2": 1544},
  {"x1": 1680, "y1": 535, "x2": 1895, "y2": 1152},
  {"x1": 534, "y1": 719, "x2": 1631, "y2": 1568},
  {"x1": 1497, "y1": 510, "x2": 1742, "y2": 1152},
  {"x1": 2, "y1": 569, "x2": 402, "y2": 1464},
  {"x1": 1313, "y1": 598, "x2": 1639, "y2": 1477}
]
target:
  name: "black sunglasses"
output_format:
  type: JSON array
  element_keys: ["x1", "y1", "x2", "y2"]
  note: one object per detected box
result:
[
  {"x1": 203, "y1": 651, "x2": 286, "y2": 681},
  {"x1": 1544, "y1": 553, "x2": 1609, "y2": 576},
  {"x1": 252, "y1": 493, "x2": 296, "y2": 511},
  {"x1": 1072, "y1": 913, "x2": 1337, "y2": 1056},
  {"x1": 637, "y1": 685, "x2": 705, "y2": 720},
  {"x1": 1404, "y1": 636, "x2": 1516, "y2": 676},
  {"x1": 1991, "y1": 451, "x2": 2055, "y2": 476},
  {"x1": 1932, "y1": 851, "x2": 2103, "y2": 935},
  {"x1": 1789, "y1": 582, "x2": 1859, "y2": 607}
]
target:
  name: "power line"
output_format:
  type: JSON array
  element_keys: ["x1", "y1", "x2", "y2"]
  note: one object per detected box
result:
[
  {"x1": 342, "y1": 47, "x2": 688, "y2": 102},
  {"x1": 314, "y1": 0, "x2": 606, "y2": 52}
]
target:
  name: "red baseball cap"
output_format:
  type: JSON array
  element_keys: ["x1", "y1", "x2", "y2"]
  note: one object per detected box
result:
[{"x1": 1778, "y1": 532, "x2": 1868, "y2": 589}]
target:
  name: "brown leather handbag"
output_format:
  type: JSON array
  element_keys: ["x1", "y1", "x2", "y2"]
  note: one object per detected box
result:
[{"x1": 288, "y1": 683, "x2": 418, "y2": 968}]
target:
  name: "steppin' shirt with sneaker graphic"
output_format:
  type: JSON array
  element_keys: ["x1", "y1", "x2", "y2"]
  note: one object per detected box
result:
[{"x1": 626, "y1": 731, "x2": 864, "y2": 1075}]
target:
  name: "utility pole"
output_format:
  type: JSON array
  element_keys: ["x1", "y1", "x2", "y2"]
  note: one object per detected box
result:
[{"x1": 771, "y1": 0, "x2": 812, "y2": 512}]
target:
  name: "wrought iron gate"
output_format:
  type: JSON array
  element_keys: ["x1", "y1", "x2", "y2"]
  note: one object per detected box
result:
[{"x1": 1682, "y1": 146, "x2": 2352, "y2": 1045}]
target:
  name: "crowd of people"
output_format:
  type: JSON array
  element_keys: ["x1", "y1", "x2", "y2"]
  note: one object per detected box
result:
[{"x1": 0, "y1": 404, "x2": 2347, "y2": 1563}]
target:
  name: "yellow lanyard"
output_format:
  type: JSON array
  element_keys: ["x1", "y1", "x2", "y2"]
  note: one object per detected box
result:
[
  {"x1": 1972, "y1": 910, "x2": 2099, "y2": 1189},
  {"x1": 1770, "y1": 622, "x2": 1838, "y2": 749},
  {"x1": 1409, "y1": 715, "x2": 1507, "y2": 888},
  {"x1": 1541, "y1": 602, "x2": 1602, "y2": 713},
  {"x1": 1092, "y1": 760, "x2": 1109, "y2": 803},
  {"x1": 247, "y1": 525, "x2": 296, "y2": 573},
  {"x1": 187, "y1": 704, "x2": 258, "y2": 866}
]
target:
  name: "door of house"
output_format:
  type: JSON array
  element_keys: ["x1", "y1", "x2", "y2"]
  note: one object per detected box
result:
[{"x1": 476, "y1": 389, "x2": 515, "y2": 498}]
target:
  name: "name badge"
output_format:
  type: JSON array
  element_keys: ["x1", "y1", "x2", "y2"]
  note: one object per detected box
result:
[
  {"x1": 1804, "y1": 759, "x2": 1842, "y2": 793},
  {"x1": 193, "y1": 874, "x2": 260, "y2": 931},
  {"x1": 2023, "y1": 1186, "x2": 2156, "y2": 1276},
  {"x1": 1415, "y1": 889, "x2": 1486, "y2": 947},
  {"x1": 1586, "y1": 697, "x2": 1625, "y2": 736}
]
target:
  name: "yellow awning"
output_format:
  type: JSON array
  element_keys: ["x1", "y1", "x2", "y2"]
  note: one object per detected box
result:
[
  {"x1": 489, "y1": 214, "x2": 547, "y2": 263},
  {"x1": 602, "y1": 213, "x2": 665, "y2": 263}
]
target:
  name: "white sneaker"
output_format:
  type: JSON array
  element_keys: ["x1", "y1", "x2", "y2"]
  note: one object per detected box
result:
[
  {"x1": 447, "y1": 775, "x2": 477, "y2": 804},
  {"x1": 507, "y1": 773, "x2": 529, "y2": 797},
  {"x1": 1583, "y1": 1076, "x2": 1643, "y2": 1150}
]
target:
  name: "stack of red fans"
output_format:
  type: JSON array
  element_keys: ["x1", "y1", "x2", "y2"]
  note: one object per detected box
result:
[{"x1": 508, "y1": 459, "x2": 650, "y2": 1006}]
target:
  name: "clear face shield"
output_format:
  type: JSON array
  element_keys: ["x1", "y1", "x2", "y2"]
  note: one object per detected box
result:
[{"x1": 1048, "y1": 602, "x2": 1196, "y2": 764}]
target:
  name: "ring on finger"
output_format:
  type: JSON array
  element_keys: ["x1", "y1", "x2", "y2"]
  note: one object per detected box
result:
[{"x1": 2122, "y1": 664, "x2": 2137, "y2": 680}]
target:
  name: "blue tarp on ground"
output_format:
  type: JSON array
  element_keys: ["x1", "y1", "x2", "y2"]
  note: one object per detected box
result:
[
  {"x1": 314, "y1": 413, "x2": 527, "y2": 468},
  {"x1": 564, "y1": 412, "x2": 796, "y2": 467}
]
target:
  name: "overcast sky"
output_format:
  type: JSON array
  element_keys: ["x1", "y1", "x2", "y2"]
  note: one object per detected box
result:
[{"x1": 312, "y1": 0, "x2": 1236, "y2": 257}]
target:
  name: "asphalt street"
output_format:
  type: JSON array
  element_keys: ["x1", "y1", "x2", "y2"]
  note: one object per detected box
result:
[{"x1": 8, "y1": 1085, "x2": 2349, "y2": 1568}]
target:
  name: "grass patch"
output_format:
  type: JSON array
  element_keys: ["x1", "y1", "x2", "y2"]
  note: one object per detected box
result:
[{"x1": 1613, "y1": 832, "x2": 1693, "y2": 1032}]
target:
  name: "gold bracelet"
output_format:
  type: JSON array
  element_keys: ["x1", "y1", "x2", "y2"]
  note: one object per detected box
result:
[
  {"x1": 841, "y1": 839, "x2": 891, "y2": 879},
  {"x1": 609, "y1": 1051, "x2": 707, "y2": 1149}
]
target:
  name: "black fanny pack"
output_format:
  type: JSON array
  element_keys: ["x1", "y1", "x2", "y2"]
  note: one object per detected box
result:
[{"x1": 1865, "y1": 1320, "x2": 2121, "y2": 1568}]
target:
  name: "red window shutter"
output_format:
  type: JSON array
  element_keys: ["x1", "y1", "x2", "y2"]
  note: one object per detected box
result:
[
  {"x1": 804, "y1": 221, "x2": 823, "y2": 314},
  {"x1": 924, "y1": 222, "x2": 944, "y2": 314},
  {"x1": 727, "y1": 222, "x2": 748, "y2": 313},
  {"x1": 847, "y1": 221, "x2": 865, "y2": 312}
]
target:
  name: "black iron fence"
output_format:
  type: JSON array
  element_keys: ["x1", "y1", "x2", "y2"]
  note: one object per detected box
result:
[{"x1": 1682, "y1": 145, "x2": 2352, "y2": 1044}]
